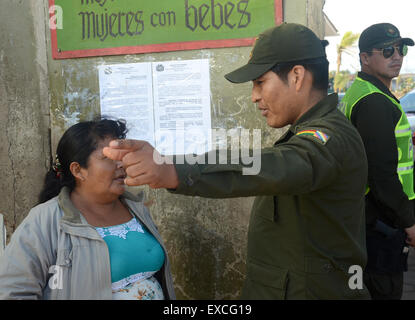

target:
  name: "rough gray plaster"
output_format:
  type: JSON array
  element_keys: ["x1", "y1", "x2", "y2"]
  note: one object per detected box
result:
[{"x1": 0, "y1": 0, "x2": 50, "y2": 241}]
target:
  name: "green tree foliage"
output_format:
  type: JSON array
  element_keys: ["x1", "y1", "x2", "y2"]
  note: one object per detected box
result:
[
  {"x1": 335, "y1": 31, "x2": 359, "y2": 92},
  {"x1": 330, "y1": 70, "x2": 355, "y2": 93}
]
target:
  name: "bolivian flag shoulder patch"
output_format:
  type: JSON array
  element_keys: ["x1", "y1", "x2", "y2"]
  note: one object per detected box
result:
[{"x1": 296, "y1": 129, "x2": 330, "y2": 145}]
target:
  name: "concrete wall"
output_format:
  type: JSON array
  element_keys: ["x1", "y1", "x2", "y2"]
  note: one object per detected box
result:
[
  {"x1": 0, "y1": 0, "x2": 50, "y2": 242},
  {"x1": 1, "y1": 0, "x2": 325, "y2": 299}
]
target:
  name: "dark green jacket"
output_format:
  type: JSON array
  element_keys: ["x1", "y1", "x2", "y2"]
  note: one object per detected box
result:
[{"x1": 171, "y1": 94, "x2": 370, "y2": 299}]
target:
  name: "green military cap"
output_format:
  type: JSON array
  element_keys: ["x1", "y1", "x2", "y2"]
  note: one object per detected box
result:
[
  {"x1": 359, "y1": 23, "x2": 414, "y2": 53},
  {"x1": 225, "y1": 22, "x2": 329, "y2": 83}
]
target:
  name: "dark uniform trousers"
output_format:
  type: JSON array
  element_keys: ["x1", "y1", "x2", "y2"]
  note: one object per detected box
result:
[
  {"x1": 364, "y1": 272, "x2": 403, "y2": 300},
  {"x1": 364, "y1": 224, "x2": 409, "y2": 300}
]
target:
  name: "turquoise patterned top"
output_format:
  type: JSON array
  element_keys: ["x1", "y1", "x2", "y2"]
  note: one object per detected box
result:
[{"x1": 95, "y1": 217, "x2": 165, "y2": 293}]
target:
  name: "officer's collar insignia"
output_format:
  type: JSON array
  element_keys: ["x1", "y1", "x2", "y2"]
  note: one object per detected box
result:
[{"x1": 296, "y1": 129, "x2": 330, "y2": 145}]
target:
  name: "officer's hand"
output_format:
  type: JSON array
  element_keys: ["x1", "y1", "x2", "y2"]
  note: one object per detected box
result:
[
  {"x1": 103, "y1": 139, "x2": 179, "y2": 189},
  {"x1": 405, "y1": 224, "x2": 415, "y2": 247}
]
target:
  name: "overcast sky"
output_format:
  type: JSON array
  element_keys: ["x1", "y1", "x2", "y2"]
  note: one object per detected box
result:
[{"x1": 323, "y1": 0, "x2": 415, "y2": 74}]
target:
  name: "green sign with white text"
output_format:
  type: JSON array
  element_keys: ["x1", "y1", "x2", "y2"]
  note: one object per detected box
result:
[{"x1": 50, "y1": 0, "x2": 281, "y2": 59}]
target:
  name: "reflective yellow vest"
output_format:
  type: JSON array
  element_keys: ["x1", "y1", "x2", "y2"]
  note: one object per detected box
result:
[{"x1": 340, "y1": 77, "x2": 415, "y2": 200}]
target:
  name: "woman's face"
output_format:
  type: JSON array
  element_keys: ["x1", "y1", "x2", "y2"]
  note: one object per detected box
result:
[{"x1": 79, "y1": 137, "x2": 126, "y2": 200}]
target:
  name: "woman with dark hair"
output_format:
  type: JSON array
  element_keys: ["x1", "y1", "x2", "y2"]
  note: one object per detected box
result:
[{"x1": 0, "y1": 118, "x2": 175, "y2": 300}]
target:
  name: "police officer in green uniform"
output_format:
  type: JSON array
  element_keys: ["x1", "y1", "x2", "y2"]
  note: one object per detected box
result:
[
  {"x1": 103, "y1": 23, "x2": 370, "y2": 299},
  {"x1": 341, "y1": 23, "x2": 415, "y2": 300}
]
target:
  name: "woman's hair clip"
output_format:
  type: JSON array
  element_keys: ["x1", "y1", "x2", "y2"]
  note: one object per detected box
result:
[{"x1": 52, "y1": 154, "x2": 63, "y2": 178}]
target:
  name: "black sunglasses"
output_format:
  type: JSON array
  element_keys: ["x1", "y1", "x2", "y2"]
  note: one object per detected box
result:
[{"x1": 371, "y1": 44, "x2": 408, "y2": 59}]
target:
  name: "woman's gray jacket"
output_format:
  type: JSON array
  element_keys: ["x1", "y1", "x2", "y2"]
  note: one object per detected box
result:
[{"x1": 0, "y1": 187, "x2": 176, "y2": 300}]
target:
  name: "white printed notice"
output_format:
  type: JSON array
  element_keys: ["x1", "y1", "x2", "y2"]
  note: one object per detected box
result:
[
  {"x1": 99, "y1": 63, "x2": 155, "y2": 146},
  {"x1": 99, "y1": 59, "x2": 211, "y2": 155}
]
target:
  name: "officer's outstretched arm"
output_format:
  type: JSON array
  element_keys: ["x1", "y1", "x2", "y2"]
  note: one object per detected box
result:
[{"x1": 170, "y1": 133, "x2": 344, "y2": 198}]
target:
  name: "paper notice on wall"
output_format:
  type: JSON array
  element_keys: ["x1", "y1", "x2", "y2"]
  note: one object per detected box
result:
[
  {"x1": 98, "y1": 63, "x2": 155, "y2": 146},
  {"x1": 152, "y1": 59, "x2": 211, "y2": 155},
  {"x1": 98, "y1": 59, "x2": 211, "y2": 155}
]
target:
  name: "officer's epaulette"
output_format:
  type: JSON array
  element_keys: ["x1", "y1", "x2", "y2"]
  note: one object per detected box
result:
[{"x1": 296, "y1": 129, "x2": 330, "y2": 145}]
